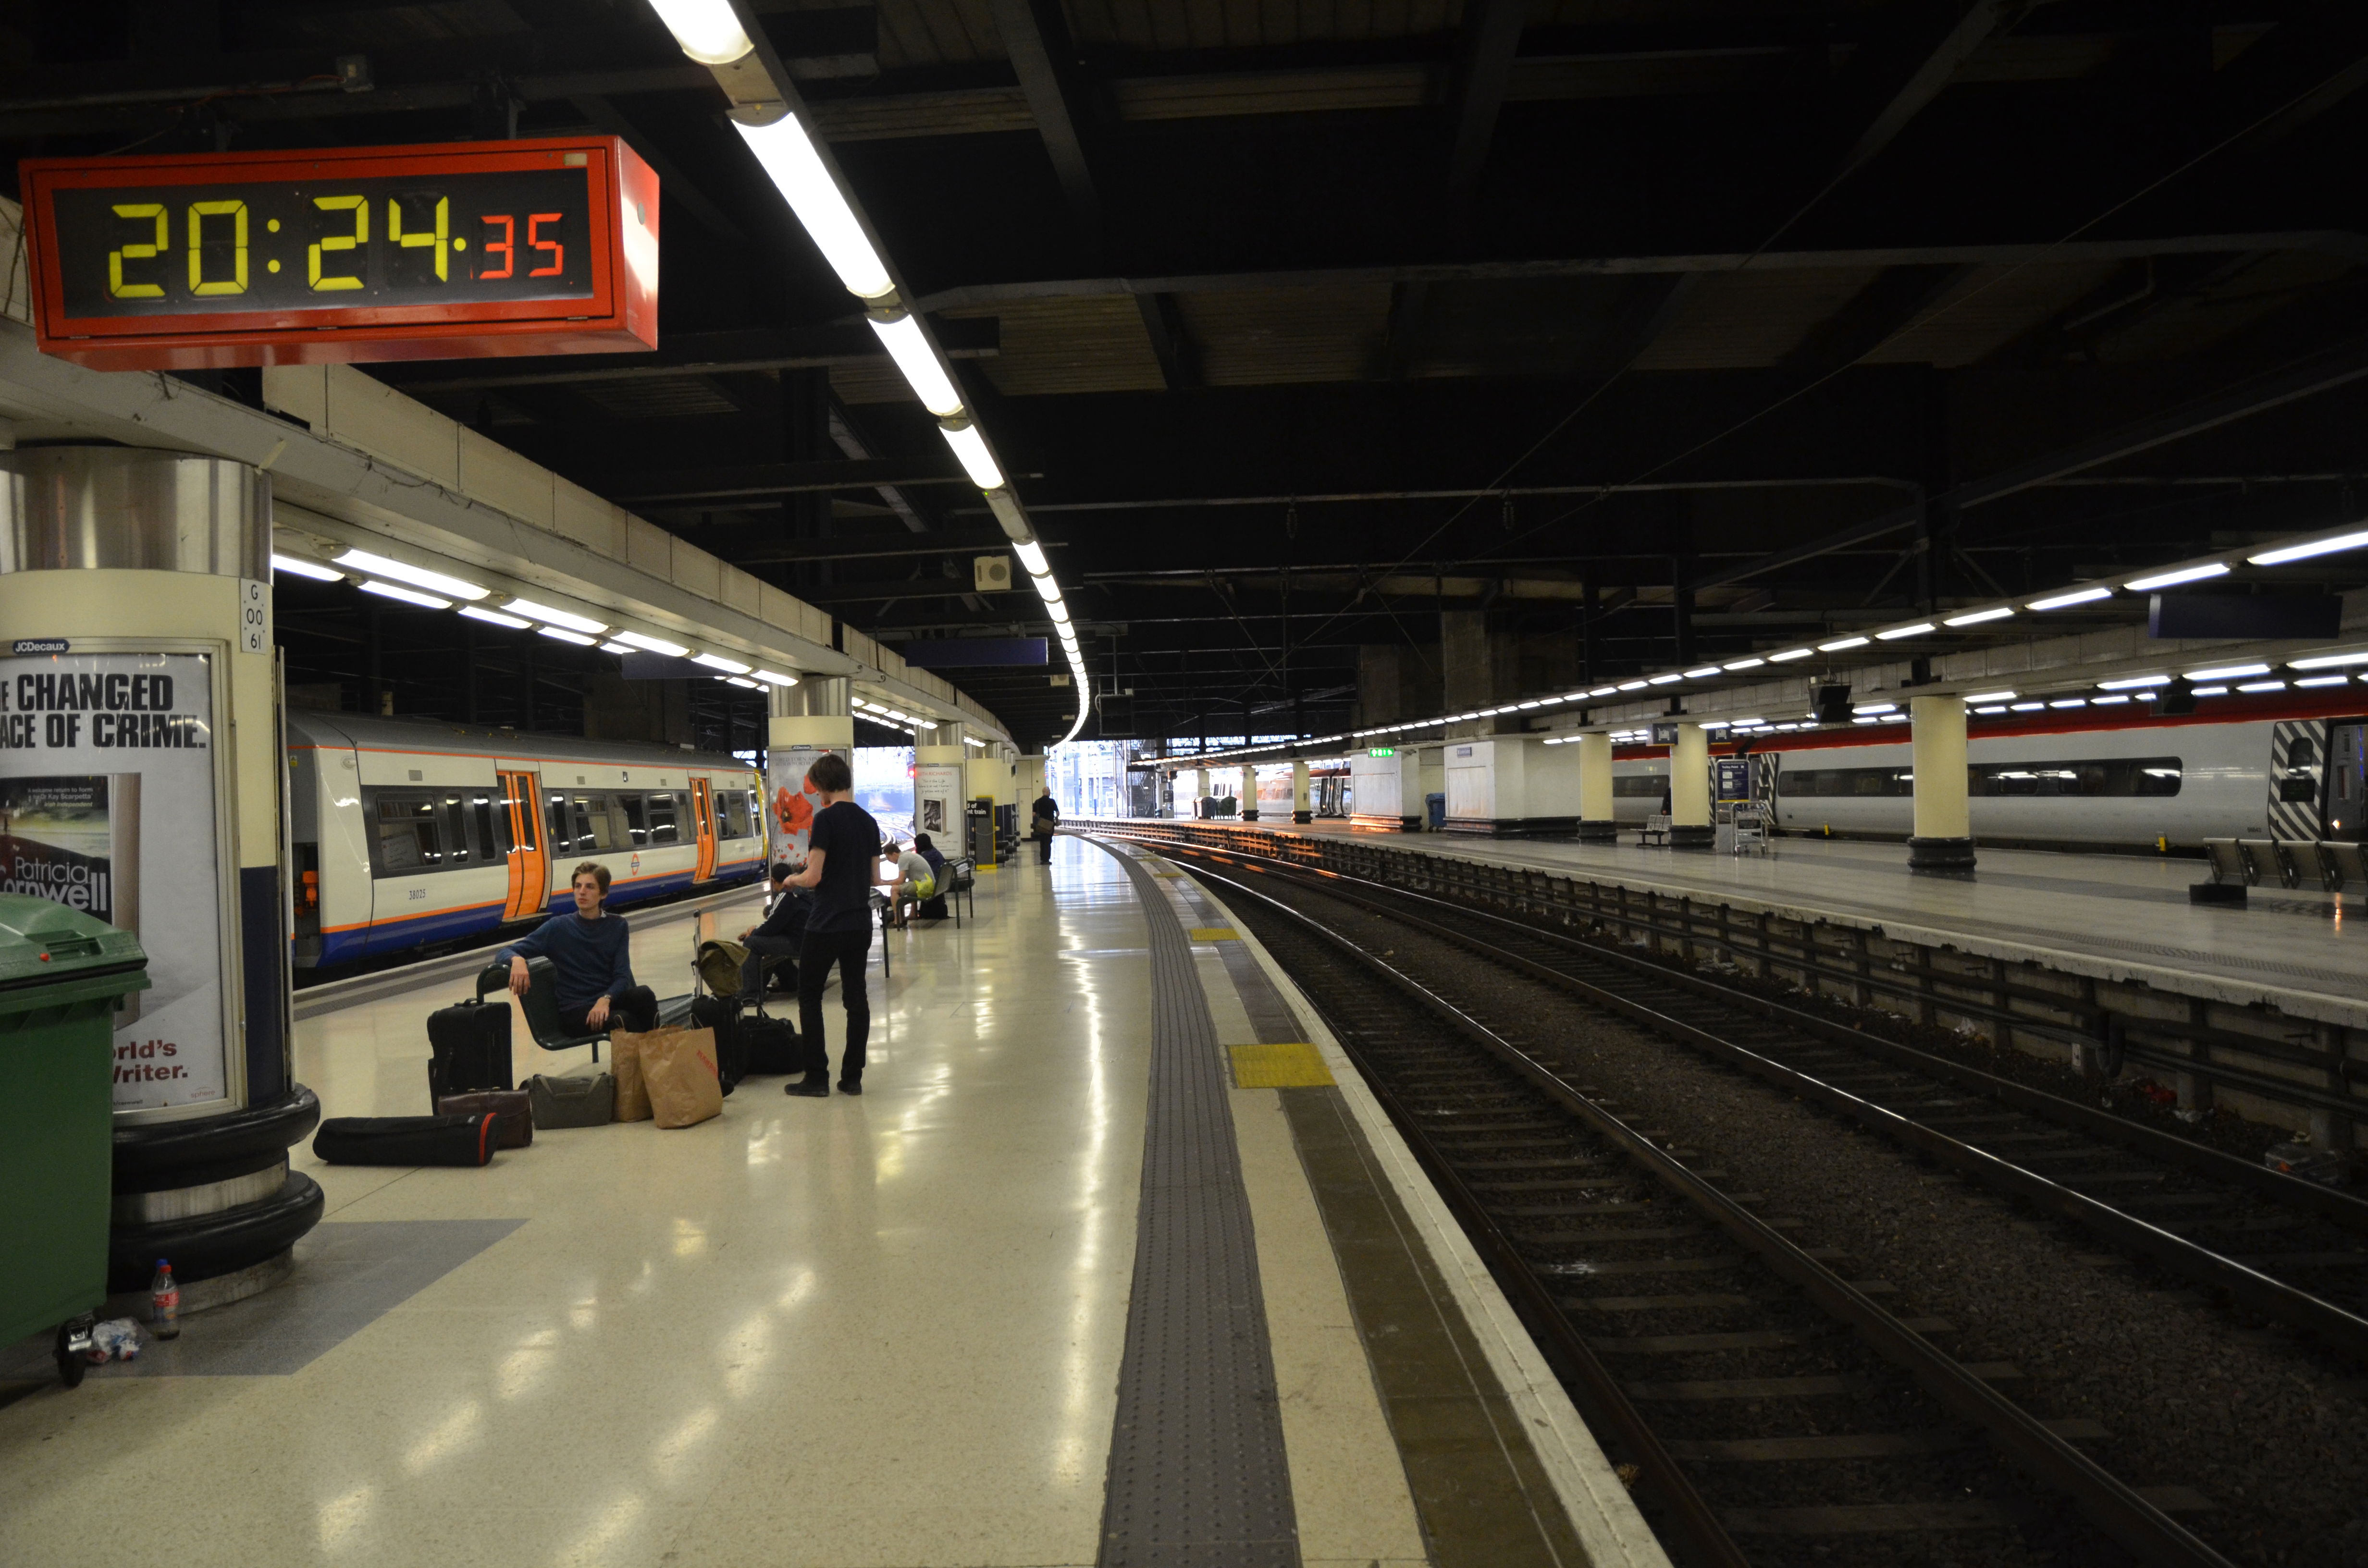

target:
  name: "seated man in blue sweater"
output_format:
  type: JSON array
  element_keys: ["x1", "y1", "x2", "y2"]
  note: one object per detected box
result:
[{"x1": 500, "y1": 861, "x2": 657, "y2": 1036}]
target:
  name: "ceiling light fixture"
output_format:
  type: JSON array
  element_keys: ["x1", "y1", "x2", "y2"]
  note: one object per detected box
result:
[
  {"x1": 458, "y1": 606, "x2": 532, "y2": 630},
  {"x1": 599, "y1": 640, "x2": 633, "y2": 655},
  {"x1": 357, "y1": 580, "x2": 450, "y2": 610},
  {"x1": 2185, "y1": 662, "x2": 2268, "y2": 680},
  {"x1": 750, "y1": 669, "x2": 799, "y2": 686},
  {"x1": 1965, "y1": 690, "x2": 2016, "y2": 703},
  {"x1": 2097, "y1": 674, "x2": 2171, "y2": 690},
  {"x1": 613, "y1": 630, "x2": 690, "y2": 657},
  {"x1": 505, "y1": 599, "x2": 608, "y2": 635},
  {"x1": 2289, "y1": 649, "x2": 2368, "y2": 670},
  {"x1": 1683, "y1": 666, "x2": 1720, "y2": 679},
  {"x1": 1818, "y1": 635, "x2": 1869, "y2": 651},
  {"x1": 2125, "y1": 563, "x2": 2229, "y2": 592},
  {"x1": 335, "y1": 549, "x2": 487, "y2": 601},
  {"x1": 939, "y1": 422, "x2": 1003, "y2": 490},
  {"x1": 692, "y1": 652, "x2": 753, "y2": 674},
  {"x1": 729, "y1": 115, "x2": 893, "y2": 299},
  {"x1": 1769, "y1": 648, "x2": 1813, "y2": 662},
  {"x1": 867, "y1": 311, "x2": 966, "y2": 417},
  {"x1": 645, "y1": 0, "x2": 754, "y2": 62},
  {"x1": 1722, "y1": 657, "x2": 1766, "y2": 670},
  {"x1": 269, "y1": 553, "x2": 343, "y2": 582},
  {"x1": 1012, "y1": 539, "x2": 1049, "y2": 577},
  {"x1": 2249, "y1": 528, "x2": 2368, "y2": 566},
  {"x1": 1875, "y1": 623, "x2": 1934, "y2": 640},
  {"x1": 2028, "y1": 586, "x2": 2112, "y2": 611},
  {"x1": 1943, "y1": 606, "x2": 2014, "y2": 627},
  {"x1": 538, "y1": 626, "x2": 597, "y2": 647}
]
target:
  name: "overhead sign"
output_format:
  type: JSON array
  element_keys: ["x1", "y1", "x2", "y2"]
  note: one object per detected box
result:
[
  {"x1": 21, "y1": 136, "x2": 658, "y2": 370},
  {"x1": 1366, "y1": 747, "x2": 1395, "y2": 757}
]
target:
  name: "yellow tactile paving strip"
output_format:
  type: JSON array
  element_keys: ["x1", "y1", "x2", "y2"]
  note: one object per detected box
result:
[{"x1": 1227, "y1": 1041, "x2": 1336, "y2": 1089}]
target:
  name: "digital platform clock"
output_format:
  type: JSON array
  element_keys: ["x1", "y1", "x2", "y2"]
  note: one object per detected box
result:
[{"x1": 21, "y1": 136, "x2": 658, "y2": 370}]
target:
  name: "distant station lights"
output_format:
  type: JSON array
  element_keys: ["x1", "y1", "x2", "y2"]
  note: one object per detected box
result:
[
  {"x1": 1168, "y1": 519, "x2": 2368, "y2": 768},
  {"x1": 641, "y1": 0, "x2": 1090, "y2": 743}
]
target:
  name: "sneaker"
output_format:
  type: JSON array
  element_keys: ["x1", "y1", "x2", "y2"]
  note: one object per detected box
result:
[
  {"x1": 838, "y1": 1079, "x2": 863, "y2": 1095},
  {"x1": 784, "y1": 1077, "x2": 829, "y2": 1098}
]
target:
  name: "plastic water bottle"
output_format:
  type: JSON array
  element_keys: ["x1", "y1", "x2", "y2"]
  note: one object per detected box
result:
[{"x1": 149, "y1": 1260, "x2": 180, "y2": 1340}]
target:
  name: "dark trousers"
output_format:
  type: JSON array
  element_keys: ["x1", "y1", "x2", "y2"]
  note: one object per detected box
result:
[
  {"x1": 798, "y1": 925, "x2": 872, "y2": 1083},
  {"x1": 1036, "y1": 826, "x2": 1055, "y2": 862},
  {"x1": 742, "y1": 934, "x2": 800, "y2": 995},
  {"x1": 561, "y1": 984, "x2": 656, "y2": 1037}
]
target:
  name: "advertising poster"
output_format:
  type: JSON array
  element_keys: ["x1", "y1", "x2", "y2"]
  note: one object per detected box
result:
[
  {"x1": 767, "y1": 744, "x2": 836, "y2": 861},
  {"x1": 913, "y1": 762, "x2": 965, "y2": 847},
  {"x1": 0, "y1": 651, "x2": 225, "y2": 1112}
]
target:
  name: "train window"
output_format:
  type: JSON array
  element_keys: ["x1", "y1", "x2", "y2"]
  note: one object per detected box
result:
[
  {"x1": 571, "y1": 794, "x2": 620, "y2": 853},
  {"x1": 440, "y1": 796, "x2": 475, "y2": 864},
  {"x1": 1612, "y1": 776, "x2": 1666, "y2": 797},
  {"x1": 370, "y1": 791, "x2": 444, "y2": 874},
  {"x1": 617, "y1": 793, "x2": 648, "y2": 845},
  {"x1": 646, "y1": 792, "x2": 680, "y2": 845},
  {"x1": 1781, "y1": 758, "x2": 2182, "y2": 798},
  {"x1": 716, "y1": 789, "x2": 750, "y2": 839},
  {"x1": 475, "y1": 794, "x2": 508, "y2": 858}
]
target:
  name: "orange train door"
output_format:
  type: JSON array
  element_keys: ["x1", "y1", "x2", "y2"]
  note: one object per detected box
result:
[
  {"x1": 690, "y1": 777, "x2": 718, "y2": 882},
  {"x1": 500, "y1": 770, "x2": 548, "y2": 919}
]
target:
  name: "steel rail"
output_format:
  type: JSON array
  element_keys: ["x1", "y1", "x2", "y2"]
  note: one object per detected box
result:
[
  {"x1": 1162, "y1": 836, "x2": 2368, "y2": 1363},
  {"x1": 1176, "y1": 852, "x2": 2240, "y2": 1568}
]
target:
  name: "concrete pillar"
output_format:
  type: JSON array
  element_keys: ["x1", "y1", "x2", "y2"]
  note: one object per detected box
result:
[
  {"x1": 767, "y1": 676, "x2": 852, "y2": 859},
  {"x1": 1669, "y1": 722, "x2": 1714, "y2": 849},
  {"x1": 1442, "y1": 610, "x2": 1518, "y2": 736},
  {"x1": 1909, "y1": 694, "x2": 1975, "y2": 874},
  {"x1": 1177, "y1": 768, "x2": 1202, "y2": 817},
  {"x1": 1576, "y1": 733, "x2": 1617, "y2": 841},
  {"x1": 0, "y1": 447, "x2": 318, "y2": 1314},
  {"x1": 1241, "y1": 760, "x2": 1260, "y2": 821},
  {"x1": 913, "y1": 721, "x2": 965, "y2": 847},
  {"x1": 1292, "y1": 760, "x2": 1312, "y2": 824}
]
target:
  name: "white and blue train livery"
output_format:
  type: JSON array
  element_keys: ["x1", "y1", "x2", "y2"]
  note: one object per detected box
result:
[{"x1": 287, "y1": 711, "x2": 767, "y2": 967}]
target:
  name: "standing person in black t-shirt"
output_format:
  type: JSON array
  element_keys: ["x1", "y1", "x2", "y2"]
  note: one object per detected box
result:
[{"x1": 775, "y1": 752, "x2": 889, "y2": 1097}]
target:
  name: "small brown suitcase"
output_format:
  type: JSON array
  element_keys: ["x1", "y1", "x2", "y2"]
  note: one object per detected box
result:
[{"x1": 434, "y1": 1089, "x2": 533, "y2": 1148}]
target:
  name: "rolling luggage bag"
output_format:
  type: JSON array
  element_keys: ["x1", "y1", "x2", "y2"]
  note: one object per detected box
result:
[
  {"x1": 739, "y1": 1014, "x2": 803, "y2": 1076},
  {"x1": 527, "y1": 1072, "x2": 614, "y2": 1128},
  {"x1": 427, "y1": 997, "x2": 513, "y2": 1102},
  {"x1": 689, "y1": 994, "x2": 745, "y2": 1095},
  {"x1": 313, "y1": 1113, "x2": 502, "y2": 1167},
  {"x1": 435, "y1": 1089, "x2": 533, "y2": 1148}
]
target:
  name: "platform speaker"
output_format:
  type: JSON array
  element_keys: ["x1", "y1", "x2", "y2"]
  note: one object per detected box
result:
[{"x1": 0, "y1": 448, "x2": 321, "y2": 1319}]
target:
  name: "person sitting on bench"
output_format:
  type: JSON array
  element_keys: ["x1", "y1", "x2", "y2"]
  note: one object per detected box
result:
[
  {"x1": 500, "y1": 860, "x2": 657, "y2": 1037},
  {"x1": 911, "y1": 833, "x2": 950, "y2": 921},
  {"x1": 740, "y1": 861, "x2": 808, "y2": 992}
]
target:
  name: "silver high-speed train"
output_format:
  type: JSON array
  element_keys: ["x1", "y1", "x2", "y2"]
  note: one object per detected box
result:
[
  {"x1": 1601, "y1": 707, "x2": 2367, "y2": 849},
  {"x1": 286, "y1": 711, "x2": 768, "y2": 967}
]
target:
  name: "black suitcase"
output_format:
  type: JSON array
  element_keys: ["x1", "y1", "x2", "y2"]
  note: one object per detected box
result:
[
  {"x1": 740, "y1": 1014, "x2": 805, "y2": 1076},
  {"x1": 690, "y1": 994, "x2": 745, "y2": 1096},
  {"x1": 314, "y1": 1113, "x2": 502, "y2": 1167},
  {"x1": 428, "y1": 998, "x2": 513, "y2": 1103}
]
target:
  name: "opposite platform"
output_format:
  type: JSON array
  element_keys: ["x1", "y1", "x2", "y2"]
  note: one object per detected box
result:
[{"x1": 0, "y1": 836, "x2": 1656, "y2": 1568}]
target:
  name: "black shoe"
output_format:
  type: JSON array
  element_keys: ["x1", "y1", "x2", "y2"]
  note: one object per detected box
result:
[
  {"x1": 784, "y1": 1077, "x2": 829, "y2": 1098},
  {"x1": 837, "y1": 1078, "x2": 863, "y2": 1095}
]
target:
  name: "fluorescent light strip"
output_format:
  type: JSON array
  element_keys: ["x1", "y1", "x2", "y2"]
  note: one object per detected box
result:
[
  {"x1": 2124, "y1": 562, "x2": 2229, "y2": 592},
  {"x1": 2028, "y1": 586, "x2": 2111, "y2": 611},
  {"x1": 335, "y1": 550, "x2": 486, "y2": 601},
  {"x1": 2237, "y1": 680, "x2": 2285, "y2": 693},
  {"x1": 2294, "y1": 674, "x2": 2351, "y2": 688},
  {"x1": 357, "y1": 580, "x2": 450, "y2": 610},
  {"x1": 612, "y1": 630, "x2": 690, "y2": 657},
  {"x1": 751, "y1": 669, "x2": 799, "y2": 687},
  {"x1": 2185, "y1": 662, "x2": 2267, "y2": 680},
  {"x1": 1722, "y1": 657, "x2": 1764, "y2": 670},
  {"x1": 867, "y1": 312, "x2": 966, "y2": 417},
  {"x1": 1648, "y1": 673, "x2": 1682, "y2": 686},
  {"x1": 1943, "y1": 606, "x2": 2014, "y2": 626},
  {"x1": 270, "y1": 552, "x2": 342, "y2": 582},
  {"x1": 2190, "y1": 685, "x2": 2228, "y2": 697},
  {"x1": 692, "y1": 652, "x2": 752, "y2": 674},
  {"x1": 730, "y1": 115, "x2": 893, "y2": 299},
  {"x1": 1012, "y1": 539, "x2": 1048, "y2": 576},
  {"x1": 538, "y1": 626, "x2": 597, "y2": 647},
  {"x1": 1683, "y1": 666, "x2": 1720, "y2": 679},
  {"x1": 1965, "y1": 690, "x2": 2015, "y2": 703},
  {"x1": 2097, "y1": 674, "x2": 2170, "y2": 690},
  {"x1": 940, "y1": 423, "x2": 1003, "y2": 490},
  {"x1": 505, "y1": 599, "x2": 607, "y2": 635},
  {"x1": 2289, "y1": 649, "x2": 2368, "y2": 669},
  {"x1": 2249, "y1": 528, "x2": 2368, "y2": 566},
  {"x1": 1874, "y1": 623, "x2": 1934, "y2": 640},
  {"x1": 1769, "y1": 648, "x2": 1813, "y2": 662},
  {"x1": 647, "y1": 0, "x2": 754, "y2": 62},
  {"x1": 1818, "y1": 636, "x2": 1869, "y2": 651},
  {"x1": 600, "y1": 641, "x2": 633, "y2": 654},
  {"x1": 458, "y1": 605, "x2": 531, "y2": 630},
  {"x1": 2092, "y1": 694, "x2": 2129, "y2": 705},
  {"x1": 1854, "y1": 702, "x2": 1896, "y2": 714}
]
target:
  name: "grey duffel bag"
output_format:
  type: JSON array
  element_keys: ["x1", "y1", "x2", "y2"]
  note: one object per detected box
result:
[{"x1": 527, "y1": 1072, "x2": 615, "y2": 1129}]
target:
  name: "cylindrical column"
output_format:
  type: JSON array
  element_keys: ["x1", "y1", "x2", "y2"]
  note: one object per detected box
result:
[
  {"x1": 1179, "y1": 768, "x2": 1203, "y2": 818},
  {"x1": 913, "y1": 721, "x2": 965, "y2": 850},
  {"x1": 1242, "y1": 760, "x2": 1261, "y2": 821},
  {"x1": 1669, "y1": 723, "x2": 1714, "y2": 848},
  {"x1": 1909, "y1": 695, "x2": 1975, "y2": 874},
  {"x1": 1576, "y1": 733, "x2": 1617, "y2": 840},
  {"x1": 0, "y1": 447, "x2": 321, "y2": 1316},
  {"x1": 1291, "y1": 760, "x2": 1312, "y2": 824},
  {"x1": 767, "y1": 675, "x2": 852, "y2": 860}
]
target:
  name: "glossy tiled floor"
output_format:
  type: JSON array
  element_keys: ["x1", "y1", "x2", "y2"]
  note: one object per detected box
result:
[
  {"x1": 1196, "y1": 818, "x2": 2368, "y2": 1020},
  {"x1": 0, "y1": 851, "x2": 1157, "y2": 1568}
]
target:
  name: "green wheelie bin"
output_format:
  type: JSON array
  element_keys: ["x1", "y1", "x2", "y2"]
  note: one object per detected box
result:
[{"x1": 0, "y1": 893, "x2": 149, "y2": 1388}]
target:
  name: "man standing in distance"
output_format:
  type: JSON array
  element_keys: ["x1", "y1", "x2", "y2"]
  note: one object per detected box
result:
[
  {"x1": 776, "y1": 753, "x2": 889, "y2": 1096},
  {"x1": 1030, "y1": 784, "x2": 1061, "y2": 865}
]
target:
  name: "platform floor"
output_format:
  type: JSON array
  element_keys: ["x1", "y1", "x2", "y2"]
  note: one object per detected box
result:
[
  {"x1": 1193, "y1": 817, "x2": 2368, "y2": 1026},
  {"x1": 0, "y1": 840, "x2": 1653, "y2": 1568}
]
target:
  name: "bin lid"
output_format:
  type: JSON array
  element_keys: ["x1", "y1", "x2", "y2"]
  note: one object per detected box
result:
[{"x1": 0, "y1": 893, "x2": 148, "y2": 992}]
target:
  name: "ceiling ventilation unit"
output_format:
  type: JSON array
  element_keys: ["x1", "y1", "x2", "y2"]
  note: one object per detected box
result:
[{"x1": 973, "y1": 555, "x2": 1012, "y2": 593}]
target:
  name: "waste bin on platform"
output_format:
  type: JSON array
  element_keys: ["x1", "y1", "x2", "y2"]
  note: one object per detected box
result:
[{"x1": 0, "y1": 894, "x2": 150, "y2": 1386}]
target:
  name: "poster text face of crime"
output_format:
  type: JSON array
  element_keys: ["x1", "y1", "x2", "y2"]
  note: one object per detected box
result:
[{"x1": 0, "y1": 652, "x2": 229, "y2": 1111}]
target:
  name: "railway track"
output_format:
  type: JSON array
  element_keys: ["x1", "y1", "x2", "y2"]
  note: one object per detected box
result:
[{"x1": 1107, "y1": 834, "x2": 2368, "y2": 1568}]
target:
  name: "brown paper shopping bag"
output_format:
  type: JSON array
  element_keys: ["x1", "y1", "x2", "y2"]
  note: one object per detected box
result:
[
  {"x1": 608, "y1": 1029, "x2": 654, "y2": 1123},
  {"x1": 639, "y1": 1026, "x2": 724, "y2": 1129}
]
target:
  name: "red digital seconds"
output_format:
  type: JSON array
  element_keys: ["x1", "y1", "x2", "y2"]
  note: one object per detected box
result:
[{"x1": 477, "y1": 213, "x2": 567, "y2": 281}]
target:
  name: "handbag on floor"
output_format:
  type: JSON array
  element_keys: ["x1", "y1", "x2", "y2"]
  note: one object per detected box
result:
[
  {"x1": 313, "y1": 1114, "x2": 501, "y2": 1167},
  {"x1": 435, "y1": 1090, "x2": 533, "y2": 1148},
  {"x1": 739, "y1": 1014, "x2": 803, "y2": 1075},
  {"x1": 638, "y1": 1026, "x2": 725, "y2": 1129},
  {"x1": 607, "y1": 1029, "x2": 655, "y2": 1122},
  {"x1": 527, "y1": 1072, "x2": 614, "y2": 1128}
]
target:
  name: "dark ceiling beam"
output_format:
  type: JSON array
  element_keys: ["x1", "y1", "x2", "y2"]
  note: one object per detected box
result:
[
  {"x1": 1442, "y1": 0, "x2": 1528, "y2": 203},
  {"x1": 742, "y1": 533, "x2": 1059, "y2": 565},
  {"x1": 1773, "y1": 263, "x2": 1980, "y2": 377},
  {"x1": 989, "y1": 0, "x2": 1103, "y2": 245},
  {"x1": 911, "y1": 233, "x2": 2365, "y2": 311},
  {"x1": 375, "y1": 320, "x2": 999, "y2": 392},
  {"x1": 1135, "y1": 294, "x2": 1199, "y2": 391},
  {"x1": 1693, "y1": 337, "x2": 2368, "y2": 592},
  {"x1": 1823, "y1": 0, "x2": 2035, "y2": 188},
  {"x1": 597, "y1": 459, "x2": 971, "y2": 504}
]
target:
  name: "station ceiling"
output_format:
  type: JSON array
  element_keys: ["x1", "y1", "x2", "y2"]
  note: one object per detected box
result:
[{"x1": 8, "y1": 1, "x2": 2368, "y2": 749}]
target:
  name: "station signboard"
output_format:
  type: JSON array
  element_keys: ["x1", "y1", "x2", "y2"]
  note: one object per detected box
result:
[{"x1": 20, "y1": 136, "x2": 658, "y2": 369}]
